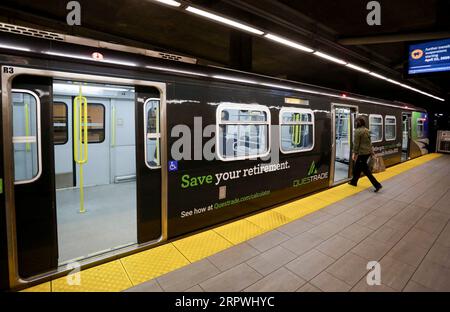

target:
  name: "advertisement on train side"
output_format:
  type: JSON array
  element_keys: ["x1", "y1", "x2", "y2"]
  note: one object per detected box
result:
[{"x1": 408, "y1": 38, "x2": 450, "y2": 74}]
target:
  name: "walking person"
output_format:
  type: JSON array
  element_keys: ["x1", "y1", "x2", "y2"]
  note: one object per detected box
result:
[{"x1": 348, "y1": 117, "x2": 383, "y2": 192}]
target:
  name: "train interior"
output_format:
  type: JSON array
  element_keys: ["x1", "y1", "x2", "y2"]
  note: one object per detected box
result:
[
  {"x1": 402, "y1": 113, "x2": 410, "y2": 162},
  {"x1": 333, "y1": 106, "x2": 354, "y2": 183},
  {"x1": 53, "y1": 80, "x2": 139, "y2": 263},
  {"x1": 11, "y1": 80, "x2": 163, "y2": 264}
]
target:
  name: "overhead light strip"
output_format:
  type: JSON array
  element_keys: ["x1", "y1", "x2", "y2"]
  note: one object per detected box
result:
[
  {"x1": 154, "y1": 0, "x2": 181, "y2": 7},
  {"x1": 313, "y1": 51, "x2": 347, "y2": 65},
  {"x1": 185, "y1": 6, "x2": 264, "y2": 35},
  {"x1": 0, "y1": 43, "x2": 31, "y2": 52},
  {"x1": 264, "y1": 34, "x2": 314, "y2": 53}
]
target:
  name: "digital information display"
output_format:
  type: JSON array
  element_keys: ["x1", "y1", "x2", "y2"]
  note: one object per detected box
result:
[{"x1": 408, "y1": 38, "x2": 450, "y2": 74}]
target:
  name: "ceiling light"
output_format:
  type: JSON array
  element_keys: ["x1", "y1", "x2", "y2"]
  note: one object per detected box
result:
[
  {"x1": 264, "y1": 34, "x2": 314, "y2": 53},
  {"x1": 154, "y1": 0, "x2": 181, "y2": 7},
  {"x1": 260, "y1": 83, "x2": 293, "y2": 90},
  {"x1": 0, "y1": 43, "x2": 31, "y2": 52},
  {"x1": 185, "y1": 6, "x2": 264, "y2": 35},
  {"x1": 346, "y1": 63, "x2": 370, "y2": 73},
  {"x1": 369, "y1": 72, "x2": 388, "y2": 80},
  {"x1": 314, "y1": 51, "x2": 347, "y2": 65},
  {"x1": 213, "y1": 75, "x2": 258, "y2": 84}
]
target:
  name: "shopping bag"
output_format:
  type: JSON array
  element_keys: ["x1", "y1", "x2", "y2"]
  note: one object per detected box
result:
[{"x1": 372, "y1": 155, "x2": 386, "y2": 173}]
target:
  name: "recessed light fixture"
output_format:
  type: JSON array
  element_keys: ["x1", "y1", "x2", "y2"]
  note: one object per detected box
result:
[
  {"x1": 154, "y1": 0, "x2": 181, "y2": 7},
  {"x1": 185, "y1": 6, "x2": 264, "y2": 35},
  {"x1": 264, "y1": 34, "x2": 314, "y2": 53},
  {"x1": 314, "y1": 51, "x2": 347, "y2": 65}
]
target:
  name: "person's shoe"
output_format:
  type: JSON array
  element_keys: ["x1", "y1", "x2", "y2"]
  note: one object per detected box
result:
[
  {"x1": 374, "y1": 184, "x2": 383, "y2": 193},
  {"x1": 348, "y1": 182, "x2": 357, "y2": 187}
]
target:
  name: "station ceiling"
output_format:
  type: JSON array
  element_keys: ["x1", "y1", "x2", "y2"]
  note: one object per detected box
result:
[{"x1": 0, "y1": 0, "x2": 449, "y2": 111}]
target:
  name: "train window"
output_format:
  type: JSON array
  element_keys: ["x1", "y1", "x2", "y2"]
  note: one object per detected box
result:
[
  {"x1": 217, "y1": 104, "x2": 270, "y2": 161},
  {"x1": 53, "y1": 102, "x2": 68, "y2": 145},
  {"x1": 279, "y1": 108, "x2": 314, "y2": 153},
  {"x1": 12, "y1": 90, "x2": 42, "y2": 184},
  {"x1": 81, "y1": 103, "x2": 105, "y2": 143},
  {"x1": 385, "y1": 115, "x2": 396, "y2": 141},
  {"x1": 417, "y1": 118, "x2": 425, "y2": 138},
  {"x1": 369, "y1": 114, "x2": 383, "y2": 143},
  {"x1": 144, "y1": 98, "x2": 161, "y2": 168}
]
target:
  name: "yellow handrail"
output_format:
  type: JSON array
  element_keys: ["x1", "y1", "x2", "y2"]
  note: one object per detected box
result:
[
  {"x1": 292, "y1": 113, "x2": 301, "y2": 146},
  {"x1": 24, "y1": 101, "x2": 30, "y2": 152},
  {"x1": 74, "y1": 85, "x2": 88, "y2": 213}
]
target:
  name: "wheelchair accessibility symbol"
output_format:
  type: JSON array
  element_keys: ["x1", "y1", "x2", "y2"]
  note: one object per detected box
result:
[{"x1": 168, "y1": 160, "x2": 178, "y2": 172}]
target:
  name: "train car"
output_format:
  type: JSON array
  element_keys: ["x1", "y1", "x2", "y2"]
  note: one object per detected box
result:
[{"x1": 0, "y1": 27, "x2": 429, "y2": 290}]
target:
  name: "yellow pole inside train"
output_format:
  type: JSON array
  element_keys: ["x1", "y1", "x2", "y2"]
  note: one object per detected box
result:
[{"x1": 74, "y1": 85, "x2": 88, "y2": 213}]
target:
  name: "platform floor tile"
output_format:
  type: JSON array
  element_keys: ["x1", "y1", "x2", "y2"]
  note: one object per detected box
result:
[
  {"x1": 213, "y1": 219, "x2": 266, "y2": 245},
  {"x1": 121, "y1": 243, "x2": 190, "y2": 285},
  {"x1": 51, "y1": 260, "x2": 132, "y2": 292},
  {"x1": 172, "y1": 230, "x2": 233, "y2": 263}
]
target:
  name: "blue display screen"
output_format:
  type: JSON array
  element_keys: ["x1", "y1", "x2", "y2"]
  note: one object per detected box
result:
[{"x1": 408, "y1": 38, "x2": 450, "y2": 74}]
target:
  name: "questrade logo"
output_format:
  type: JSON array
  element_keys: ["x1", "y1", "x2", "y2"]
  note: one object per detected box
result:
[{"x1": 293, "y1": 161, "x2": 329, "y2": 187}]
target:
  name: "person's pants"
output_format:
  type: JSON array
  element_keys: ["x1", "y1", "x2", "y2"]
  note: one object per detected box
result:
[{"x1": 350, "y1": 154, "x2": 381, "y2": 188}]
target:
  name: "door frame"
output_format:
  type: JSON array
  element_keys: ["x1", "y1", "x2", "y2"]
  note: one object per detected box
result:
[
  {"x1": 330, "y1": 103, "x2": 359, "y2": 186},
  {"x1": 1, "y1": 66, "x2": 168, "y2": 288},
  {"x1": 401, "y1": 112, "x2": 412, "y2": 162}
]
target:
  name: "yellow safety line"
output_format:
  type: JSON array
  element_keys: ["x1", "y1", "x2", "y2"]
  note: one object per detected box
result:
[{"x1": 21, "y1": 153, "x2": 443, "y2": 292}]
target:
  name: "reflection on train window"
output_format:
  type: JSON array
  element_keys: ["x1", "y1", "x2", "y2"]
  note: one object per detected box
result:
[
  {"x1": 12, "y1": 90, "x2": 41, "y2": 183},
  {"x1": 385, "y1": 115, "x2": 396, "y2": 141},
  {"x1": 280, "y1": 108, "x2": 314, "y2": 153},
  {"x1": 145, "y1": 99, "x2": 160, "y2": 168},
  {"x1": 80, "y1": 103, "x2": 105, "y2": 143},
  {"x1": 53, "y1": 102, "x2": 68, "y2": 145},
  {"x1": 417, "y1": 118, "x2": 425, "y2": 138},
  {"x1": 369, "y1": 114, "x2": 383, "y2": 142},
  {"x1": 217, "y1": 105, "x2": 270, "y2": 161}
]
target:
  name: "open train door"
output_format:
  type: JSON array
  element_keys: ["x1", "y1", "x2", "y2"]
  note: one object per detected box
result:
[{"x1": 1, "y1": 68, "x2": 58, "y2": 285}]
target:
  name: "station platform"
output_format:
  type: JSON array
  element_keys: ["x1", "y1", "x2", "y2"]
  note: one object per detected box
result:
[{"x1": 24, "y1": 153, "x2": 450, "y2": 292}]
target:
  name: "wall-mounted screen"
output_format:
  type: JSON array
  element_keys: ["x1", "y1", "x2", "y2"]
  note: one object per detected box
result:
[{"x1": 408, "y1": 38, "x2": 450, "y2": 74}]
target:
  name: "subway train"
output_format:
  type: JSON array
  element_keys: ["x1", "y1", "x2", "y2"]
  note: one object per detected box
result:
[{"x1": 0, "y1": 26, "x2": 430, "y2": 290}]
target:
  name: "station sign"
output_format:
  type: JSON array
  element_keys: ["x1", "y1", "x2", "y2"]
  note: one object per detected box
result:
[{"x1": 408, "y1": 38, "x2": 450, "y2": 74}]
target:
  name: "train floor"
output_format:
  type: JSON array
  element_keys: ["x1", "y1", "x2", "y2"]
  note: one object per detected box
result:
[
  {"x1": 23, "y1": 153, "x2": 450, "y2": 292},
  {"x1": 334, "y1": 161, "x2": 349, "y2": 182},
  {"x1": 56, "y1": 182, "x2": 137, "y2": 263}
]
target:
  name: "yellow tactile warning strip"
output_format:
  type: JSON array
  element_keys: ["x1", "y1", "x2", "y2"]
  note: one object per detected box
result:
[
  {"x1": 172, "y1": 230, "x2": 233, "y2": 263},
  {"x1": 21, "y1": 153, "x2": 443, "y2": 292},
  {"x1": 120, "y1": 244, "x2": 190, "y2": 285}
]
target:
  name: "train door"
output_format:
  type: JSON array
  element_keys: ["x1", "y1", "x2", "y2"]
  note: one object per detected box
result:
[
  {"x1": 402, "y1": 113, "x2": 411, "y2": 161},
  {"x1": 2, "y1": 66, "x2": 166, "y2": 288},
  {"x1": 331, "y1": 104, "x2": 358, "y2": 185},
  {"x1": 52, "y1": 81, "x2": 137, "y2": 264}
]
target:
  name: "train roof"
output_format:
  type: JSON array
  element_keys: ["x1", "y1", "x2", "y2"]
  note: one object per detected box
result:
[{"x1": 0, "y1": 27, "x2": 426, "y2": 112}]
